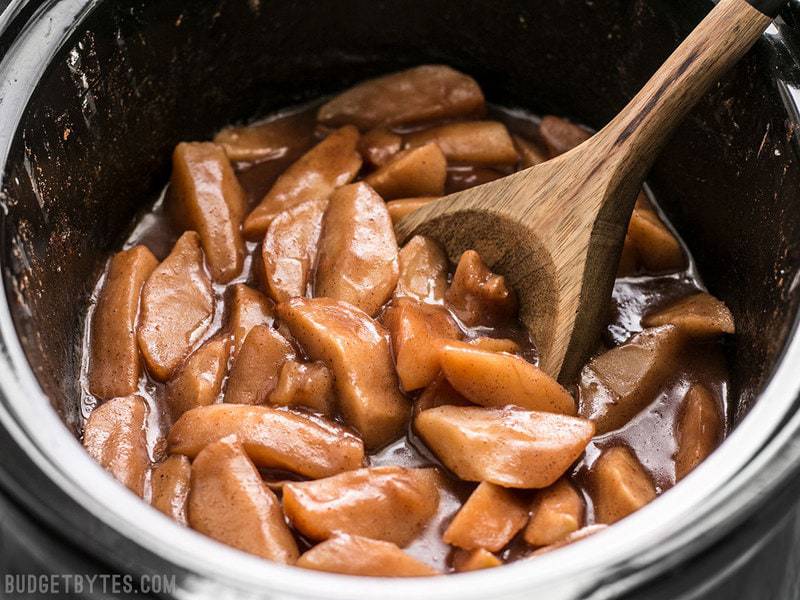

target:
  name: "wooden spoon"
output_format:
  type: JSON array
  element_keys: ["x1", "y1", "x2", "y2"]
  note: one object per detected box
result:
[{"x1": 396, "y1": 0, "x2": 784, "y2": 383}]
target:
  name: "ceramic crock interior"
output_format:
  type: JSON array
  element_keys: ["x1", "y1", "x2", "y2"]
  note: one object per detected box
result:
[{"x1": 1, "y1": 0, "x2": 799, "y2": 563}]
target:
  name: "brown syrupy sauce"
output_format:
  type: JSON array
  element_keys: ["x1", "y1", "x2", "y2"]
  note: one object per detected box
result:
[{"x1": 78, "y1": 101, "x2": 729, "y2": 572}]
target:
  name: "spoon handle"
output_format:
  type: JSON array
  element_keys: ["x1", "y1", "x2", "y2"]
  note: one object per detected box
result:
[{"x1": 595, "y1": 0, "x2": 779, "y2": 185}]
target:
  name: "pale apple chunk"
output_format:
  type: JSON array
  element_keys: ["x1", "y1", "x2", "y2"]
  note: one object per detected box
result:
[
  {"x1": 415, "y1": 406, "x2": 594, "y2": 489},
  {"x1": 674, "y1": 384, "x2": 722, "y2": 480},
  {"x1": 530, "y1": 525, "x2": 608, "y2": 556},
  {"x1": 364, "y1": 143, "x2": 447, "y2": 200},
  {"x1": 405, "y1": 121, "x2": 518, "y2": 166},
  {"x1": 578, "y1": 325, "x2": 682, "y2": 434},
  {"x1": 468, "y1": 337, "x2": 521, "y2": 354},
  {"x1": 387, "y1": 197, "x2": 439, "y2": 226},
  {"x1": 452, "y1": 549, "x2": 502, "y2": 572},
  {"x1": 168, "y1": 404, "x2": 364, "y2": 479},
  {"x1": 297, "y1": 534, "x2": 439, "y2": 577},
  {"x1": 270, "y1": 360, "x2": 335, "y2": 416},
  {"x1": 438, "y1": 340, "x2": 576, "y2": 415},
  {"x1": 83, "y1": 395, "x2": 149, "y2": 497},
  {"x1": 591, "y1": 446, "x2": 656, "y2": 524},
  {"x1": 283, "y1": 466, "x2": 440, "y2": 546},
  {"x1": 188, "y1": 436, "x2": 299, "y2": 563},
  {"x1": 213, "y1": 109, "x2": 316, "y2": 162},
  {"x1": 243, "y1": 126, "x2": 362, "y2": 239},
  {"x1": 260, "y1": 197, "x2": 328, "y2": 303},
  {"x1": 151, "y1": 454, "x2": 191, "y2": 525},
  {"x1": 359, "y1": 127, "x2": 403, "y2": 167},
  {"x1": 445, "y1": 250, "x2": 517, "y2": 327},
  {"x1": 396, "y1": 235, "x2": 449, "y2": 303},
  {"x1": 137, "y1": 232, "x2": 214, "y2": 381},
  {"x1": 167, "y1": 142, "x2": 246, "y2": 282},
  {"x1": 88, "y1": 245, "x2": 158, "y2": 400},
  {"x1": 513, "y1": 135, "x2": 548, "y2": 168},
  {"x1": 627, "y1": 207, "x2": 685, "y2": 273},
  {"x1": 314, "y1": 183, "x2": 399, "y2": 316},
  {"x1": 276, "y1": 297, "x2": 409, "y2": 449},
  {"x1": 537, "y1": 115, "x2": 592, "y2": 157},
  {"x1": 224, "y1": 325, "x2": 295, "y2": 405},
  {"x1": 223, "y1": 284, "x2": 275, "y2": 353},
  {"x1": 642, "y1": 292, "x2": 735, "y2": 338},
  {"x1": 317, "y1": 64, "x2": 485, "y2": 130},
  {"x1": 383, "y1": 298, "x2": 460, "y2": 391},
  {"x1": 413, "y1": 374, "x2": 471, "y2": 418},
  {"x1": 165, "y1": 336, "x2": 231, "y2": 420},
  {"x1": 523, "y1": 478, "x2": 584, "y2": 547},
  {"x1": 443, "y1": 482, "x2": 528, "y2": 551}
]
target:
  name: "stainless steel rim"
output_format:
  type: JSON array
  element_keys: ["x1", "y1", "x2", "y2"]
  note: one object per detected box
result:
[{"x1": 0, "y1": 2, "x2": 799, "y2": 599}]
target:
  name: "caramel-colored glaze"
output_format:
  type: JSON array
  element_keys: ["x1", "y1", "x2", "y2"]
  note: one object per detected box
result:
[
  {"x1": 188, "y1": 436, "x2": 299, "y2": 563},
  {"x1": 415, "y1": 406, "x2": 594, "y2": 489},
  {"x1": 150, "y1": 454, "x2": 191, "y2": 525},
  {"x1": 364, "y1": 144, "x2": 447, "y2": 200},
  {"x1": 453, "y1": 549, "x2": 502, "y2": 572},
  {"x1": 82, "y1": 395, "x2": 149, "y2": 497},
  {"x1": 270, "y1": 360, "x2": 335, "y2": 416},
  {"x1": 627, "y1": 206, "x2": 686, "y2": 273},
  {"x1": 243, "y1": 125, "x2": 362, "y2": 239},
  {"x1": 383, "y1": 298, "x2": 461, "y2": 391},
  {"x1": 167, "y1": 142, "x2": 246, "y2": 283},
  {"x1": 297, "y1": 534, "x2": 439, "y2": 577},
  {"x1": 443, "y1": 482, "x2": 528, "y2": 552},
  {"x1": 445, "y1": 250, "x2": 518, "y2": 327},
  {"x1": 224, "y1": 325, "x2": 294, "y2": 405},
  {"x1": 276, "y1": 297, "x2": 409, "y2": 449},
  {"x1": 283, "y1": 466, "x2": 440, "y2": 546},
  {"x1": 513, "y1": 134, "x2": 548, "y2": 168},
  {"x1": 643, "y1": 292, "x2": 735, "y2": 338},
  {"x1": 438, "y1": 340, "x2": 575, "y2": 415},
  {"x1": 395, "y1": 234, "x2": 449, "y2": 303},
  {"x1": 222, "y1": 283, "x2": 274, "y2": 354},
  {"x1": 213, "y1": 108, "x2": 317, "y2": 162},
  {"x1": 405, "y1": 121, "x2": 519, "y2": 166},
  {"x1": 445, "y1": 166, "x2": 503, "y2": 194},
  {"x1": 88, "y1": 246, "x2": 158, "y2": 399},
  {"x1": 165, "y1": 336, "x2": 230, "y2": 421},
  {"x1": 523, "y1": 478, "x2": 584, "y2": 547},
  {"x1": 674, "y1": 384, "x2": 722, "y2": 480},
  {"x1": 468, "y1": 337, "x2": 521, "y2": 354},
  {"x1": 387, "y1": 197, "x2": 440, "y2": 226},
  {"x1": 137, "y1": 232, "x2": 214, "y2": 381},
  {"x1": 317, "y1": 65, "x2": 485, "y2": 131},
  {"x1": 261, "y1": 197, "x2": 327, "y2": 303},
  {"x1": 536, "y1": 115, "x2": 592, "y2": 157},
  {"x1": 591, "y1": 446, "x2": 656, "y2": 524},
  {"x1": 168, "y1": 404, "x2": 365, "y2": 479},
  {"x1": 579, "y1": 325, "x2": 682, "y2": 434},
  {"x1": 359, "y1": 127, "x2": 403, "y2": 167},
  {"x1": 314, "y1": 183, "x2": 399, "y2": 316}
]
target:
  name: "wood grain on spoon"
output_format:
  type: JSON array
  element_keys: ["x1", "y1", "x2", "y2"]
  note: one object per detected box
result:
[{"x1": 395, "y1": 0, "x2": 773, "y2": 382}]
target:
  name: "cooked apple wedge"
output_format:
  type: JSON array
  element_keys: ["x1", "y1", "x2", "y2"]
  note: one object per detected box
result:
[
  {"x1": 537, "y1": 115, "x2": 592, "y2": 157},
  {"x1": 627, "y1": 206, "x2": 685, "y2": 273},
  {"x1": 387, "y1": 197, "x2": 439, "y2": 226},
  {"x1": 224, "y1": 325, "x2": 295, "y2": 405},
  {"x1": 165, "y1": 336, "x2": 230, "y2": 420},
  {"x1": 415, "y1": 406, "x2": 594, "y2": 488},
  {"x1": 137, "y1": 232, "x2": 214, "y2": 381},
  {"x1": 591, "y1": 446, "x2": 656, "y2": 524},
  {"x1": 383, "y1": 298, "x2": 460, "y2": 391},
  {"x1": 297, "y1": 534, "x2": 438, "y2": 577},
  {"x1": 674, "y1": 384, "x2": 722, "y2": 480},
  {"x1": 269, "y1": 360, "x2": 335, "y2": 416},
  {"x1": 83, "y1": 395, "x2": 149, "y2": 497},
  {"x1": 364, "y1": 143, "x2": 447, "y2": 200},
  {"x1": 405, "y1": 121, "x2": 518, "y2": 166},
  {"x1": 317, "y1": 64, "x2": 484, "y2": 130},
  {"x1": 188, "y1": 436, "x2": 299, "y2": 563},
  {"x1": 283, "y1": 466, "x2": 440, "y2": 546},
  {"x1": 276, "y1": 297, "x2": 409, "y2": 449},
  {"x1": 222, "y1": 283, "x2": 275, "y2": 353},
  {"x1": 445, "y1": 250, "x2": 517, "y2": 327},
  {"x1": 438, "y1": 340, "x2": 575, "y2": 415},
  {"x1": 452, "y1": 549, "x2": 503, "y2": 572},
  {"x1": 642, "y1": 292, "x2": 735, "y2": 338},
  {"x1": 213, "y1": 109, "x2": 316, "y2": 162},
  {"x1": 513, "y1": 135, "x2": 548, "y2": 168},
  {"x1": 168, "y1": 404, "x2": 364, "y2": 479},
  {"x1": 150, "y1": 454, "x2": 191, "y2": 525},
  {"x1": 467, "y1": 337, "x2": 521, "y2": 354},
  {"x1": 359, "y1": 127, "x2": 402, "y2": 167},
  {"x1": 524, "y1": 478, "x2": 584, "y2": 547},
  {"x1": 314, "y1": 183, "x2": 399, "y2": 316},
  {"x1": 243, "y1": 125, "x2": 361, "y2": 239},
  {"x1": 443, "y1": 482, "x2": 528, "y2": 551}
]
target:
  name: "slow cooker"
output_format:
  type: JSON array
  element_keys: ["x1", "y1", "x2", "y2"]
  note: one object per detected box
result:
[{"x1": 1, "y1": 0, "x2": 800, "y2": 598}]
